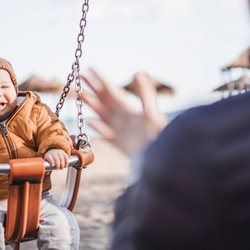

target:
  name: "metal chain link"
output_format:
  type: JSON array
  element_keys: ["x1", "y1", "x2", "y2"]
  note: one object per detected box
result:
[{"x1": 55, "y1": 0, "x2": 89, "y2": 138}]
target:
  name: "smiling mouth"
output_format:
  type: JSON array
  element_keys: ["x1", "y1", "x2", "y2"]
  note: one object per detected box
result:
[{"x1": 0, "y1": 103, "x2": 7, "y2": 111}]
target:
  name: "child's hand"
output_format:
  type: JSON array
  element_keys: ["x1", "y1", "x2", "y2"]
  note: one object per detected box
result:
[{"x1": 44, "y1": 149, "x2": 69, "y2": 170}]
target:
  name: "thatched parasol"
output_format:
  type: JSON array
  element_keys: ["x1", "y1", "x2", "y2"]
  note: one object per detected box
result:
[
  {"x1": 222, "y1": 47, "x2": 250, "y2": 71},
  {"x1": 18, "y1": 76, "x2": 61, "y2": 92},
  {"x1": 18, "y1": 75, "x2": 76, "y2": 97},
  {"x1": 123, "y1": 73, "x2": 175, "y2": 96},
  {"x1": 213, "y1": 75, "x2": 250, "y2": 92}
]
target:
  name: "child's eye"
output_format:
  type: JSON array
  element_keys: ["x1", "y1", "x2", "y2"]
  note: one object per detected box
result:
[{"x1": 1, "y1": 86, "x2": 9, "y2": 89}]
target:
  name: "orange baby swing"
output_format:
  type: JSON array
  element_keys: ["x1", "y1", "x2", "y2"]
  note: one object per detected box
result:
[{"x1": 0, "y1": 1, "x2": 94, "y2": 249}]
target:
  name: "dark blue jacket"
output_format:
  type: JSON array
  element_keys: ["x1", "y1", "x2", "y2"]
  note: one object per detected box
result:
[{"x1": 112, "y1": 92, "x2": 250, "y2": 250}]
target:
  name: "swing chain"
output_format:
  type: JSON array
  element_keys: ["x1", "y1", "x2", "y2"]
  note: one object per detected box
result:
[{"x1": 55, "y1": 0, "x2": 89, "y2": 137}]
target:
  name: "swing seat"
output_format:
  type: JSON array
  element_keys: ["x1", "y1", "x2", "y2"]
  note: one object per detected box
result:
[
  {"x1": 1, "y1": 140, "x2": 94, "y2": 249},
  {"x1": 5, "y1": 158, "x2": 45, "y2": 243}
]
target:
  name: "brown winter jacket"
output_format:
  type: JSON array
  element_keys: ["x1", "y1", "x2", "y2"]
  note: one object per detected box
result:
[{"x1": 0, "y1": 91, "x2": 72, "y2": 200}]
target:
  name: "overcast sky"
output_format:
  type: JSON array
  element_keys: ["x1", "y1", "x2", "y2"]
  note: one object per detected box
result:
[{"x1": 0, "y1": 0, "x2": 250, "y2": 112}]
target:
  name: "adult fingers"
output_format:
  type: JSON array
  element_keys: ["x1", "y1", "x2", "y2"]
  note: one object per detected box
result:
[
  {"x1": 79, "y1": 89, "x2": 111, "y2": 123},
  {"x1": 80, "y1": 75, "x2": 102, "y2": 97},
  {"x1": 81, "y1": 70, "x2": 115, "y2": 102},
  {"x1": 133, "y1": 72, "x2": 158, "y2": 116},
  {"x1": 88, "y1": 68, "x2": 128, "y2": 108},
  {"x1": 82, "y1": 68, "x2": 133, "y2": 114},
  {"x1": 87, "y1": 120, "x2": 115, "y2": 142}
]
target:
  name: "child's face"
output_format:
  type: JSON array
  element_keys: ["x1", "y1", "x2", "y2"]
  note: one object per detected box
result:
[{"x1": 0, "y1": 69, "x2": 17, "y2": 120}]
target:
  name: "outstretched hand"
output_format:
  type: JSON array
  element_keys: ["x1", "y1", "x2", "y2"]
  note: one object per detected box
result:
[{"x1": 79, "y1": 68, "x2": 167, "y2": 156}]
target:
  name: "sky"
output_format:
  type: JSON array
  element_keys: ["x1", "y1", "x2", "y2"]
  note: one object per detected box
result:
[{"x1": 0, "y1": 0, "x2": 250, "y2": 114}]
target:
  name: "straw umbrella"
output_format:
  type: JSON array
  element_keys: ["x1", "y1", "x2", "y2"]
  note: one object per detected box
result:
[
  {"x1": 18, "y1": 76, "x2": 60, "y2": 92},
  {"x1": 123, "y1": 72, "x2": 175, "y2": 96},
  {"x1": 213, "y1": 75, "x2": 250, "y2": 98},
  {"x1": 18, "y1": 75, "x2": 76, "y2": 97},
  {"x1": 221, "y1": 47, "x2": 250, "y2": 71}
]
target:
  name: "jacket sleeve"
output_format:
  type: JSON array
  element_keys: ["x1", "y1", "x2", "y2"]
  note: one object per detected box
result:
[{"x1": 35, "y1": 103, "x2": 73, "y2": 156}]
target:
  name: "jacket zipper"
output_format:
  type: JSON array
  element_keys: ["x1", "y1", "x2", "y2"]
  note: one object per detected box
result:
[
  {"x1": 0, "y1": 123, "x2": 17, "y2": 159},
  {"x1": 0, "y1": 94, "x2": 28, "y2": 160}
]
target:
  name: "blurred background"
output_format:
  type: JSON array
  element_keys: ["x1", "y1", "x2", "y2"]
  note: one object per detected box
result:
[
  {"x1": 1, "y1": 0, "x2": 250, "y2": 249},
  {"x1": 1, "y1": 0, "x2": 250, "y2": 116}
]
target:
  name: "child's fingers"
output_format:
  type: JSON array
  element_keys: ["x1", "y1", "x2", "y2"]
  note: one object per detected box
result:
[
  {"x1": 45, "y1": 150, "x2": 69, "y2": 169},
  {"x1": 56, "y1": 151, "x2": 68, "y2": 169},
  {"x1": 57, "y1": 152, "x2": 65, "y2": 170},
  {"x1": 45, "y1": 154, "x2": 55, "y2": 167},
  {"x1": 64, "y1": 151, "x2": 69, "y2": 168},
  {"x1": 60, "y1": 150, "x2": 68, "y2": 169},
  {"x1": 53, "y1": 153, "x2": 61, "y2": 169}
]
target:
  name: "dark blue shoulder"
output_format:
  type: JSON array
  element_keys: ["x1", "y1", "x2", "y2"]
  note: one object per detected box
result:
[
  {"x1": 142, "y1": 92, "x2": 250, "y2": 180},
  {"x1": 167, "y1": 92, "x2": 250, "y2": 141}
]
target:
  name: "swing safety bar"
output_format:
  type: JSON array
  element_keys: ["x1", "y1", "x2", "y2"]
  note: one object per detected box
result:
[
  {"x1": 3, "y1": 146, "x2": 94, "y2": 246},
  {"x1": 0, "y1": 155, "x2": 80, "y2": 175},
  {"x1": 0, "y1": 155, "x2": 84, "y2": 210},
  {"x1": 0, "y1": 152, "x2": 94, "y2": 210}
]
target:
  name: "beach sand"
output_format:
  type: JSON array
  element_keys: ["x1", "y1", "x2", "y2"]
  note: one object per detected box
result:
[{"x1": 20, "y1": 138, "x2": 130, "y2": 250}]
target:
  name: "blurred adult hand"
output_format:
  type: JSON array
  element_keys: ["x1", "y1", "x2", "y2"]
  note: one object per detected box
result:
[{"x1": 79, "y1": 68, "x2": 167, "y2": 156}]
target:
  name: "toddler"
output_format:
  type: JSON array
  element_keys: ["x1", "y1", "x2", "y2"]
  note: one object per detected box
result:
[{"x1": 0, "y1": 58, "x2": 79, "y2": 250}]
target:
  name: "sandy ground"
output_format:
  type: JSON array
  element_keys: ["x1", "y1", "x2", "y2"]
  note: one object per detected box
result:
[{"x1": 20, "y1": 139, "x2": 130, "y2": 250}]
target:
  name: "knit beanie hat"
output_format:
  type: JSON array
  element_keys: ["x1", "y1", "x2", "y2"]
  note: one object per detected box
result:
[{"x1": 0, "y1": 58, "x2": 17, "y2": 87}]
